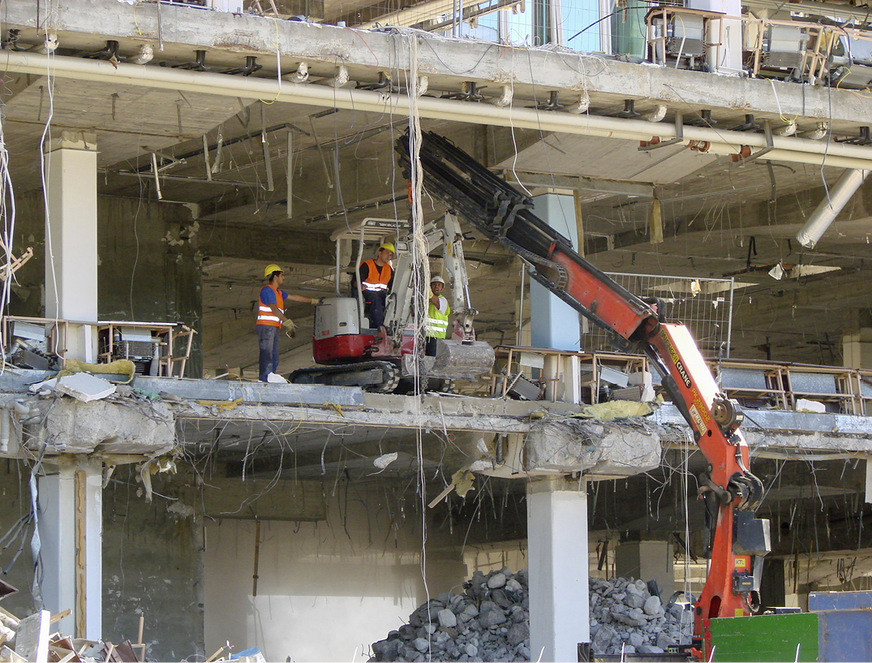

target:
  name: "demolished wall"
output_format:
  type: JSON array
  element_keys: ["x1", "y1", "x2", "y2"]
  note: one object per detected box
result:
[{"x1": 102, "y1": 466, "x2": 205, "y2": 661}]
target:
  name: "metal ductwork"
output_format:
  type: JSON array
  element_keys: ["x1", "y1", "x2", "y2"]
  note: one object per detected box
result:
[{"x1": 796, "y1": 169, "x2": 869, "y2": 249}]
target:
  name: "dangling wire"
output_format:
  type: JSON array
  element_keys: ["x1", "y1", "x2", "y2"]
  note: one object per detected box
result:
[{"x1": 405, "y1": 29, "x2": 434, "y2": 649}]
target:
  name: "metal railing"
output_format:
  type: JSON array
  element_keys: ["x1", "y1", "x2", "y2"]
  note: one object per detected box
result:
[{"x1": 582, "y1": 273, "x2": 734, "y2": 360}]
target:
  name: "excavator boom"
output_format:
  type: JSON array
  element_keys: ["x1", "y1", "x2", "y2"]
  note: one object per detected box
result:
[{"x1": 397, "y1": 131, "x2": 770, "y2": 657}]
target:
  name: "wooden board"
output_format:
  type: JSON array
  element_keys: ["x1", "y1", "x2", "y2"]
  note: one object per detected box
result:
[{"x1": 15, "y1": 611, "x2": 51, "y2": 663}]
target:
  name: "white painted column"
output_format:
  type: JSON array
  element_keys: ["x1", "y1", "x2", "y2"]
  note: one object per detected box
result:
[
  {"x1": 530, "y1": 194, "x2": 580, "y2": 352},
  {"x1": 38, "y1": 457, "x2": 102, "y2": 639},
  {"x1": 43, "y1": 130, "x2": 98, "y2": 361},
  {"x1": 527, "y1": 476, "x2": 589, "y2": 662}
]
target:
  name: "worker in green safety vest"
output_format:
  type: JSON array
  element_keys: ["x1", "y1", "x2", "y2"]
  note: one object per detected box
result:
[{"x1": 425, "y1": 275, "x2": 451, "y2": 355}]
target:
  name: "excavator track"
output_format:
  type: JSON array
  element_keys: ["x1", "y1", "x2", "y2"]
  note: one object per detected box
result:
[{"x1": 290, "y1": 360, "x2": 400, "y2": 393}]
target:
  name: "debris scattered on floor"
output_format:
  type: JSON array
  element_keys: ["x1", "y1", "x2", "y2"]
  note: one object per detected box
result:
[
  {"x1": 0, "y1": 603, "x2": 151, "y2": 663},
  {"x1": 370, "y1": 571, "x2": 693, "y2": 661},
  {"x1": 589, "y1": 577, "x2": 692, "y2": 656},
  {"x1": 370, "y1": 567, "x2": 531, "y2": 662}
]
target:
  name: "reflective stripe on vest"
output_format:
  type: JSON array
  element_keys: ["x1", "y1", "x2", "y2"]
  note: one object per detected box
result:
[
  {"x1": 256, "y1": 285, "x2": 284, "y2": 327},
  {"x1": 362, "y1": 259, "x2": 392, "y2": 292},
  {"x1": 426, "y1": 298, "x2": 451, "y2": 338}
]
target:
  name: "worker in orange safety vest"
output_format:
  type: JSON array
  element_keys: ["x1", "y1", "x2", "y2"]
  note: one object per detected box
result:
[
  {"x1": 257, "y1": 264, "x2": 319, "y2": 382},
  {"x1": 358, "y1": 243, "x2": 395, "y2": 331}
]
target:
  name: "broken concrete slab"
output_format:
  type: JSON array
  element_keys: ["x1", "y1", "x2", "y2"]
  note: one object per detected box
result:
[
  {"x1": 27, "y1": 378, "x2": 56, "y2": 394},
  {"x1": 523, "y1": 418, "x2": 662, "y2": 476},
  {"x1": 36, "y1": 399, "x2": 175, "y2": 456},
  {"x1": 56, "y1": 373, "x2": 115, "y2": 402}
]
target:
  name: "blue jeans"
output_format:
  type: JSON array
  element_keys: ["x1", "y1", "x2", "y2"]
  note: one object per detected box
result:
[{"x1": 257, "y1": 325, "x2": 280, "y2": 382}]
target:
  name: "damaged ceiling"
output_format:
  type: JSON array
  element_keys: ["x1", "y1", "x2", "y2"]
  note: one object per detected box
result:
[{"x1": 0, "y1": 3, "x2": 870, "y2": 375}]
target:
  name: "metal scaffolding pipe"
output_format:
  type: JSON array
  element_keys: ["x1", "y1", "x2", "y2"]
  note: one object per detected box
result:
[
  {"x1": 6, "y1": 52, "x2": 872, "y2": 168},
  {"x1": 796, "y1": 169, "x2": 869, "y2": 248}
]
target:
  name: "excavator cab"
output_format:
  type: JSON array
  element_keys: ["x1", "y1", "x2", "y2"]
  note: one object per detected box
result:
[{"x1": 291, "y1": 216, "x2": 494, "y2": 392}]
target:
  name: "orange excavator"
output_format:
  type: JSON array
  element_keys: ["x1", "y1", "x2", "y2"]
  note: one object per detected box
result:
[{"x1": 397, "y1": 130, "x2": 771, "y2": 659}]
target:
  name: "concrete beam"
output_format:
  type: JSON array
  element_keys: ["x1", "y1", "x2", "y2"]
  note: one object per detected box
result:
[
  {"x1": 1, "y1": 0, "x2": 870, "y2": 129},
  {"x1": 196, "y1": 223, "x2": 335, "y2": 265}
]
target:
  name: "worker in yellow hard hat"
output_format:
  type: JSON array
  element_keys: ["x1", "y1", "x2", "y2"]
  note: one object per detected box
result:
[
  {"x1": 358, "y1": 243, "x2": 395, "y2": 331},
  {"x1": 425, "y1": 274, "x2": 451, "y2": 356},
  {"x1": 256, "y1": 264, "x2": 319, "y2": 382}
]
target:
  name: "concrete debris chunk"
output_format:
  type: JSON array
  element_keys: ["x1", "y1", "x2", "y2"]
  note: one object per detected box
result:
[
  {"x1": 437, "y1": 609, "x2": 457, "y2": 628},
  {"x1": 373, "y1": 452, "x2": 399, "y2": 469},
  {"x1": 370, "y1": 570, "x2": 691, "y2": 661},
  {"x1": 589, "y1": 576, "x2": 691, "y2": 656},
  {"x1": 27, "y1": 378, "x2": 57, "y2": 394},
  {"x1": 486, "y1": 572, "x2": 506, "y2": 589},
  {"x1": 56, "y1": 373, "x2": 116, "y2": 402}
]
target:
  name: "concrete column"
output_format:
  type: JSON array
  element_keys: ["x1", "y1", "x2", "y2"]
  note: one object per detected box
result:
[
  {"x1": 43, "y1": 131, "x2": 98, "y2": 361},
  {"x1": 527, "y1": 476, "x2": 589, "y2": 662},
  {"x1": 843, "y1": 329, "x2": 872, "y2": 369},
  {"x1": 530, "y1": 195, "x2": 580, "y2": 352},
  {"x1": 38, "y1": 457, "x2": 102, "y2": 639},
  {"x1": 615, "y1": 540, "x2": 675, "y2": 596}
]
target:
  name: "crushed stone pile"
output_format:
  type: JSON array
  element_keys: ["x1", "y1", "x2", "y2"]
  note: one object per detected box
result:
[
  {"x1": 371, "y1": 568, "x2": 530, "y2": 662},
  {"x1": 589, "y1": 577, "x2": 692, "y2": 656},
  {"x1": 370, "y1": 570, "x2": 692, "y2": 662}
]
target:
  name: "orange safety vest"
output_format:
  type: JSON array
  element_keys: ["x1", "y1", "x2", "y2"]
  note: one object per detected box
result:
[
  {"x1": 361, "y1": 260, "x2": 392, "y2": 293},
  {"x1": 256, "y1": 285, "x2": 285, "y2": 327}
]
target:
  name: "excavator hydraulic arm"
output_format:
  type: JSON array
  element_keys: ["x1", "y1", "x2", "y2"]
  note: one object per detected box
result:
[{"x1": 397, "y1": 131, "x2": 771, "y2": 656}]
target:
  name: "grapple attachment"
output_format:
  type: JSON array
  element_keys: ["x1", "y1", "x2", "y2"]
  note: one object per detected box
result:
[{"x1": 428, "y1": 339, "x2": 495, "y2": 380}]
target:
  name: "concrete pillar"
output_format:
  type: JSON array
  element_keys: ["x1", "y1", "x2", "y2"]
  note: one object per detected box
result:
[
  {"x1": 530, "y1": 195, "x2": 580, "y2": 352},
  {"x1": 614, "y1": 540, "x2": 675, "y2": 596},
  {"x1": 43, "y1": 131, "x2": 98, "y2": 361},
  {"x1": 527, "y1": 476, "x2": 589, "y2": 662},
  {"x1": 843, "y1": 329, "x2": 872, "y2": 369},
  {"x1": 38, "y1": 457, "x2": 102, "y2": 639}
]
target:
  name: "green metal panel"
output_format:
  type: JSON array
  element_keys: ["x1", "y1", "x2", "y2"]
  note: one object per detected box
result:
[{"x1": 709, "y1": 613, "x2": 819, "y2": 662}]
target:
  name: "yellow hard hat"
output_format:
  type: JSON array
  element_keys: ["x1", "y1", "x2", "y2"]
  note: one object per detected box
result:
[
  {"x1": 379, "y1": 243, "x2": 395, "y2": 254},
  {"x1": 264, "y1": 263, "x2": 283, "y2": 278}
]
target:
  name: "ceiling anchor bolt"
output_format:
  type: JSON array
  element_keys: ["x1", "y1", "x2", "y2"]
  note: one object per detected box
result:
[
  {"x1": 691, "y1": 109, "x2": 716, "y2": 127},
  {"x1": 837, "y1": 126, "x2": 872, "y2": 145},
  {"x1": 171, "y1": 50, "x2": 211, "y2": 72},
  {"x1": 224, "y1": 56, "x2": 263, "y2": 76},
  {"x1": 442, "y1": 82, "x2": 485, "y2": 102},
  {"x1": 535, "y1": 91, "x2": 564, "y2": 111},
  {"x1": 615, "y1": 99, "x2": 640, "y2": 118},
  {"x1": 732, "y1": 114, "x2": 759, "y2": 132},
  {"x1": 83, "y1": 40, "x2": 125, "y2": 67}
]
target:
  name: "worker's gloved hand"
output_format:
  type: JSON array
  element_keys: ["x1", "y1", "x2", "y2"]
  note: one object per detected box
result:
[
  {"x1": 310, "y1": 298, "x2": 321, "y2": 306},
  {"x1": 282, "y1": 319, "x2": 297, "y2": 338}
]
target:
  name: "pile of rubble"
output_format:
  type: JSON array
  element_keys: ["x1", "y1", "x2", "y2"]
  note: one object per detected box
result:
[
  {"x1": 589, "y1": 577, "x2": 692, "y2": 656},
  {"x1": 370, "y1": 570, "x2": 692, "y2": 661},
  {"x1": 371, "y1": 568, "x2": 530, "y2": 662}
]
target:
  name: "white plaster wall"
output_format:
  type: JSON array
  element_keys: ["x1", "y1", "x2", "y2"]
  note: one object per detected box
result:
[
  {"x1": 205, "y1": 519, "x2": 426, "y2": 661},
  {"x1": 204, "y1": 486, "x2": 468, "y2": 662}
]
